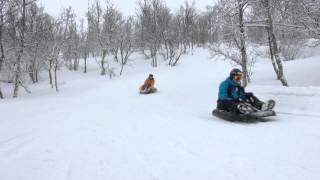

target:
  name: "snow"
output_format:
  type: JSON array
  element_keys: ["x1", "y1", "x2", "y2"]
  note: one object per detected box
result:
[{"x1": 1, "y1": 48, "x2": 320, "y2": 180}]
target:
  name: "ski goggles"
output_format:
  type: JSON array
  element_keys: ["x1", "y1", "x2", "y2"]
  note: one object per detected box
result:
[{"x1": 234, "y1": 73, "x2": 243, "y2": 81}]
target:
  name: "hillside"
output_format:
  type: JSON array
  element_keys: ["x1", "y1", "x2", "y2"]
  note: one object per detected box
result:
[{"x1": 0, "y1": 48, "x2": 320, "y2": 180}]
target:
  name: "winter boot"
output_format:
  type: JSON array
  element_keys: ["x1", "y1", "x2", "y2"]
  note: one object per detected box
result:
[
  {"x1": 261, "y1": 100, "x2": 276, "y2": 111},
  {"x1": 237, "y1": 103, "x2": 255, "y2": 114}
]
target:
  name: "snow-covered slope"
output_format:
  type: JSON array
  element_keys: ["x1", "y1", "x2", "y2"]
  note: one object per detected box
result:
[{"x1": 1, "y1": 49, "x2": 320, "y2": 180}]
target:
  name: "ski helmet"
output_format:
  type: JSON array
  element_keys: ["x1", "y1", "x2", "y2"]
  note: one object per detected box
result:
[{"x1": 230, "y1": 68, "x2": 242, "y2": 79}]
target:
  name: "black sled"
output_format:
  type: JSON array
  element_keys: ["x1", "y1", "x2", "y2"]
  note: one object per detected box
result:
[
  {"x1": 139, "y1": 88, "x2": 157, "y2": 94},
  {"x1": 212, "y1": 109, "x2": 276, "y2": 122}
]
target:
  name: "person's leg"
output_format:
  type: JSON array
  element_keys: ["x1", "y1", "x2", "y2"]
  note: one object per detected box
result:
[
  {"x1": 264, "y1": 99, "x2": 276, "y2": 110},
  {"x1": 146, "y1": 86, "x2": 151, "y2": 92},
  {"x1": 245, "y1": 92, "x2": 264, "y2": 110},
  {"x1": 225, "y1": 100, "x2": 241, "y2": 114},
  {"x1": 218, "y1": 100, "x2": 243, "y2": 114},
  {"x1": 217, "y1": 100, "x2": 225, "y2": 110},
  {"x1": 140, "y1": 84, "x2": 147, "y2": 91}
]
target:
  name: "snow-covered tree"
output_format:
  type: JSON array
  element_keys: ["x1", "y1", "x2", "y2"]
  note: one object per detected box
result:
[
  {"x1": 88, "y1": 0, "x2": 120, "y2": 77},
  {"x1": 117, "y1": 17, "x2": 135, "y2": 75},
  {"x1": 248, "y1": 0, "x2": 289, "y2": 86},
  {"x1": 209, "y1": 0, "x2": 251, "y2": 87},
  {"x1": 137, "y1": 0, "x2": 171, "y2": 67}
]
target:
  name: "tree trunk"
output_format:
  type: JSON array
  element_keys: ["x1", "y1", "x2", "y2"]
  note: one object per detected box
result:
[
  {"x1": 0, "y1": 2, "x2": 4, "y2": 72},
  {"x1": 35, "y1": 70, "x2": 38, "y2": 82},
  {"x1": 164, "y1": 39, "x2": 169, "y2": 60},
  {"x1": 113, "y1": 47, "x2": 119, "y2": 62},
  {"x1": 29, "y1": 49, "x2": 38, "y2": 84},
  {"x1": 0, "y1": 25, "x2": 4, "y2": 71},
  {"x1": 84, "y1": 51, "x2": 87, "y2": 73},
  {"x1": 49, "y1": 60, "x2": 53, "y2": 88},
  {"x1": 172, "y1": 51, "x2": 183, "y2": 66},
  {"x1": 0, "y1": 87, "x2": 3, "y2": 99},
  {"x1": 271, "y1": 32, "x2": 288, "y2": 86},
  {"x1": 266, "y1": 27, "x2": 280, "y2": 79},
  {"x1": 73, "y1": 57, "x2": 79, "y2": 71},
  {"x1": 13, "y1": 0, "x2": 27, "y2": 98},
  {"x1": 0, "y1": 36, "x2": 3, "y2": 71},
  {"x1": 54, "y1": 59, "x2": 59, "y2": 92},
  {"x1": 100, "y1": 50, "x2": 107, "y2": 75},
  {"x1": 263, "y1": 0, "x2": 288, "y2": 86},
  {"x1": 119, "y1": 49, "x2": 124, "y2": 76},
  {"x1": 28, "y1": 65, "x2": 36, "y2": 83},
  {"x1": 238, "y1": 0, "x2": 249, "y2": 87},
  {"x1": 13, "y1": 49, "x2": 23, "y2": 98},
  {"x1": 31, "y1": 43, "x2": 39, "y2": 83},
  {"x1": 151, "y1": 47, "x2": 157, "y2": 67}
]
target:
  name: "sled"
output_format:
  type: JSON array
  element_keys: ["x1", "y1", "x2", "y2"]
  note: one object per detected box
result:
[
  {"x1": 139, "y1": 88, "x2": 157, "y2": 94},
  {"x1": 212, "y1": 109, "x2": 276, "y2": 122}
]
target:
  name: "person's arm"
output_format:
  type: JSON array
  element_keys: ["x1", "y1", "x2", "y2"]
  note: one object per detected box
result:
[
  {"x1": 150, "y1": 80, "x2": 155, "y2": 88},
  {"x1": 238, "y1": 86, "x2": 247, "y2": 101},
  {"x1": 140, "y1": 79, "x2": 148, "y2": 90},
  {"x1": 143, "y1": 79, "x2": 148, "y2": 86},
  {"x1": 219, "y1": 82, "x2": 233, "y2": 100},
  {"x1": 144, "y1": 79, "x2": 153, "y2": 89}
]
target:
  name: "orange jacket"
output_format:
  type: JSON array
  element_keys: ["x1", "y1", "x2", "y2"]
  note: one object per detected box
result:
[{"x1": 143, "y1": 78, "x2": 155, "y2": 89}]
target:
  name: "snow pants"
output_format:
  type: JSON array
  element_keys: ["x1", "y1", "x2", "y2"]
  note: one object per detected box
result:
[{"x1": 217, "y1": 93, "x2": 264, "y2": 113}]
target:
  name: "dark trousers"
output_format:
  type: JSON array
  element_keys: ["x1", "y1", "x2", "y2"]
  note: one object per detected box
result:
[{"x1": 217, "y1": 93, "x2": 263, "y2": 113}]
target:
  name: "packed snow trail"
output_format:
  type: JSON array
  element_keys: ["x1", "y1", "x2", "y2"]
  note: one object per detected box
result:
[{"x1": 1, "y1": 50, "x2": 320, "y2": 180}]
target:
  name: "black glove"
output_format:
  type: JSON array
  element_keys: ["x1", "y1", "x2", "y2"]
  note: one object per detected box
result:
[{"x1": 238, "y1": 86, "x2": 245, "y2": 93}]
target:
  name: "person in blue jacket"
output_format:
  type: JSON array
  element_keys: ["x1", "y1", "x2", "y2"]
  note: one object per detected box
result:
[{"x1": 217, "y1": 68, "x2": 266, "y2": 114}]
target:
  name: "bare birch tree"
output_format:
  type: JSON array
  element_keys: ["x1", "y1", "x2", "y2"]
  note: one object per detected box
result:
[
  {"x1": 12, "y1": 0, "x2": 33, "y2": 97},
  {"x1": 210, "y1": 0, "x2": 251, "y2": 86},
  {"x1": 117, "y1": 17, "x2": 135, "y2": 75},
  {"x1": 137, "y1": 0, "x2": 170, "y2": 67},
  {"x1": 260, "y1": 0, "x2": 288, "y2": 86},
  {"x1": 0, "y1": 0, "x2": 8, "y2": 99}
]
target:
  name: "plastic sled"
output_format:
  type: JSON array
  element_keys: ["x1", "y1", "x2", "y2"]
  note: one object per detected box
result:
[
  {"x1": 212, "y1": 109, "x2": 276, "y2": 122},
  {"x1": 139, "y1": 88, "x2": 157, "y2": 94}
]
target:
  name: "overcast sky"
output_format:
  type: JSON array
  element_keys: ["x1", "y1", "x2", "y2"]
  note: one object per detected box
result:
[{"x1": 38, "y1": 0, "x2": 216, "y2": 19}]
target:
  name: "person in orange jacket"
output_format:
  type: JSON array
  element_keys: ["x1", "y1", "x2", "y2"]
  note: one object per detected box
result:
[{"x1": 140, "y1": 74, "x2": 156, "y2": 93}]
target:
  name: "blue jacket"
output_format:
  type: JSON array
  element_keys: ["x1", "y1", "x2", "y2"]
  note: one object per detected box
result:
[{"x1": 218, "y1": 78, "x2": 246, "y2": 101}]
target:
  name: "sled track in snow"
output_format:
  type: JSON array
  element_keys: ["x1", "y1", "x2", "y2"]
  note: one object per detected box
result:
[{"x1": 277, "y1": 111, "x2": 320, "y2": 118}]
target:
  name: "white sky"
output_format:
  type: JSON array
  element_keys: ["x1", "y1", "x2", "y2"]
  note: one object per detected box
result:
[{"x1": 38, "y1": 0, "x2": 216, "y2": 19}]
